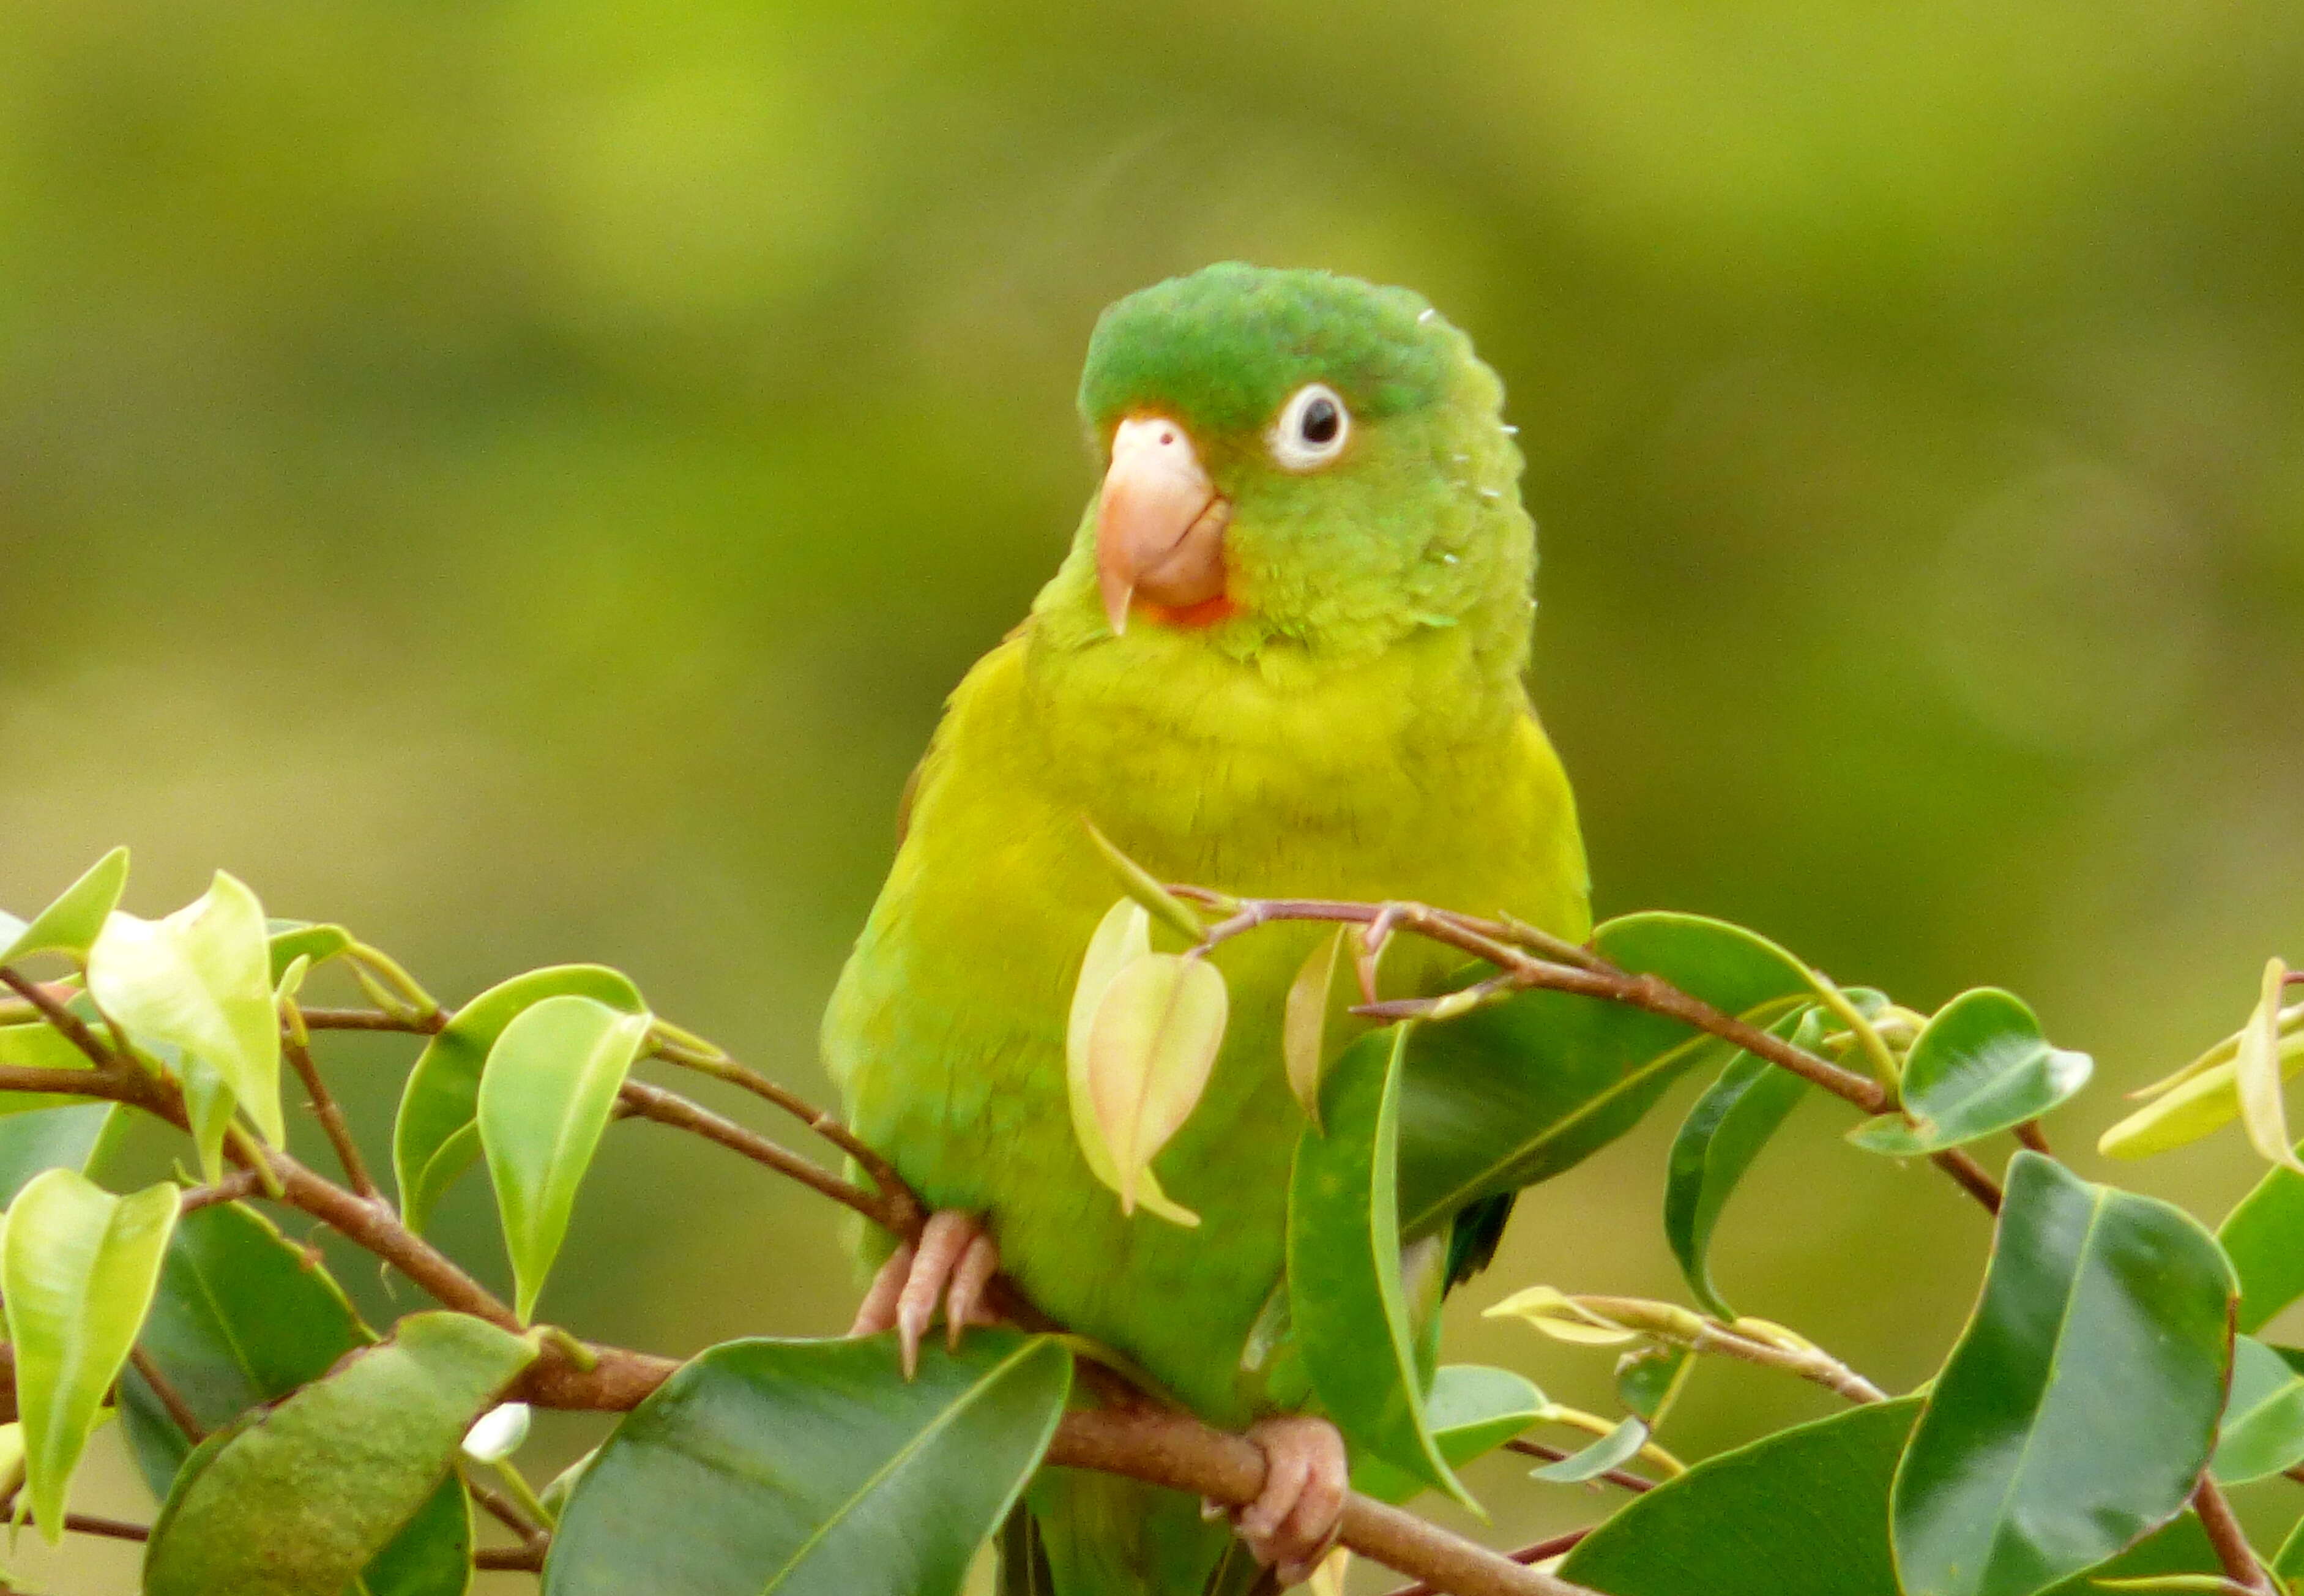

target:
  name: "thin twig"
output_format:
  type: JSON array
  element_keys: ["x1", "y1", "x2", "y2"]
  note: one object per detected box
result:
[
  {"x1": 463, "y1": 1467, "x2": 547, "y2": 1542},
  {"x1": 0, "y1": 1486, "x2": 149, "y2": 1545},
  {"x1": 2193, "y1": 1475, "x2": 2275, "y2": 1595},
  {"x1": 475, "y1": 1543, "x2": 548, "y2": 1572},
  {"x1": 2013, "y1": 1121, "x2": 2053, "y2": 1155},
  {"x1": 647, "y1": 1042, "x2": 914, "y2": 1215},
  {"x1": 1384, "y1": 1529, "x2": 1595, "y2": 1596},
  {"x1": 180, "y1": 1169, "x2": 263, "y2": 1214},
  {"x1": 1568, "y1": 1297, "x2": 1888, "y2": 1406},
  {"x1": 128, "y1": 1349, "x2": 205, "y2": 1442},
  {"x1": 616, "y1": 1080, "x2": 914, "y2": 1235},
  {"x1": 1502, "y1": 1439, "x2": 1653, "y2": 1493},
  {"x1": 0, "y1": 968, "x2": 116, "y2": 1068},
  {"x1": 283, "y1": 1035, "x2": 381, "y2": 1201},
  {"x1": 297, "y1": 1005, "x2": 447, "y2": 1034}
]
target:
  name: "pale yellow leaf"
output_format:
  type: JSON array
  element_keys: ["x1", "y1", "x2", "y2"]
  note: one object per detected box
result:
[
  {"x1": 2238, "y1": 958, "x2": 2301, "y2": 1173},
  {"x1": 1065, "y1": 904, "x2": 1198, "y2": 1226},
  {"x1": 1482, "y1": 1285, "x2": 1640, "y2": 1346},
  {"x1": 1284, "y1": 928, "x2": 1344, "y2": 1128},
  {"x1": 1087, "y1": 953, "x2": 1226, "y2": 1218}
]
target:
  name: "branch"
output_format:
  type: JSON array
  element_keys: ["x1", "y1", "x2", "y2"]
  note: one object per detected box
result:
[
  {"x1": 2193, "y1": 1475, "x2": 2275, "y2": 1595},
  {"x1": 1384, "y1": 1527, "x2": 1595, "y2": 1596},
  {"x1": 129, "y1": 1348, "x2": 206, "y2": 1442},
  {"x1": 1568, "y1": 1297, "x2": 1887, "y2": 1406},
  {"x1": 1502, "y1": 1439, "x2": 1653, "y2": 1493},
  {"x1": 283, "y1": 1033, "x2": 381, "y2": 1201}
]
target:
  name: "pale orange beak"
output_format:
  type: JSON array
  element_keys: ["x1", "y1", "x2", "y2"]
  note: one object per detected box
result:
[{"x1": 1095, "y1": 416, "x2": 1231, "y2": 635}]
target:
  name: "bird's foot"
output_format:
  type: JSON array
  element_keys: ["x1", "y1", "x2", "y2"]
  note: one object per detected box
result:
[
  {"x1": 846, "y1": 1210, "x2": 1001, "y2": 1378},
  {"x1": 1236, "y1": 1415, "x2": 1348, "y2": 1586}
]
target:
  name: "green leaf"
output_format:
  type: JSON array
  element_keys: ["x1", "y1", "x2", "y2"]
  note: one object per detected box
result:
[
  {"x1": 1080, "y1": 819, "x2": 1206, "y2": 946},
  {"x1": 119, "y1": 1201, "x2": 472, "y2": 1596},
  {"x1": 477, "y1": 994, "x2": 653, "y2": 1322},
  {"x1": 1848, "y1": 990, "x2": 2092, "y2": 1155},
  {"x1": 1289, "y1": 1026, "x2": 1472, "y2": 1509},
  {"x1": 393, "y1": 965, "x2": 644, "y2": 1235},
  {"x1": 2217, "y1": 1152, "x2": 2304, "y2": 1334},
  {"x1": 2276, "y1": 1513, "x2": 2304, "y2": 1590},
  {"x1": 144, "y1": 1311, "x2": 538, "y2": 1596},
  {"x1": 86, "y1": 870, "x2": 284, "y2": 1145},
  {"x1": 1665, "y1": 1019, "x2": 1811, "y2": 1318},
  {"x1": 1083, "y1": 953, "x2": 1226, "y2": 1219},
  {"x1": 1892, "y1": 1153, "x2": 2235, "y2": 1596},
  {"x1": 544, "y1": 1333, "x2": 1072, "y2": 1596},
  {"x1": 1350, "y1": 1365, "x2": 1545, "y2": 1504},
  {"x1": 1, "y1": 1168, "x2": 179, "y2": 1540},
  {"x1": 0, "y1": 848, "x2": 130, "y2": 967},
  {"x1": 1396, "y1": 911, "x2": 1817, "y2": 1240},
  {"x1": 267, "y1": 921, "x2": 355, "y2": 984},
  {"x1": 1531, "y1": 1416, "x2": 1649, "y2": 1484},
  {"x1": 1616, "y1": 1344, "x2": 1693, "y2": 1425},
  {"x1": 1560, "y1": 1400, "x2": 2229, "y2": 1596},
  {"x1": 0, "y1": 1102, "x2": 121, "y2": 1203},
  {"x1": 2210, "y1": 1336, "x2": 2304, "y2": 1485}
]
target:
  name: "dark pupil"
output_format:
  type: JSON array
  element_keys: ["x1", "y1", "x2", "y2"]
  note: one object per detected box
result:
[{"x1": 1299, "y1": 396, "x2": 1340, "y2": 445}]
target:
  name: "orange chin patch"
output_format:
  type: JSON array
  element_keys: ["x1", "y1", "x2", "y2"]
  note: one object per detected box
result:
[{"x1": 1136, "y1": 593, "x2": 1240, "y2": 629}]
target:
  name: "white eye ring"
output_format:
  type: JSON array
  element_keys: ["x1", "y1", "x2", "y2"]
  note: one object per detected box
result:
[{"x1": 1267, "y1": 383, "x2": 1351, "y2": 472}]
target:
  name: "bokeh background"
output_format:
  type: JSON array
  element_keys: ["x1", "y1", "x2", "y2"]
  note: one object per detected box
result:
[{"x1": 4, "y1": 0, "x2": 2303, "y2": 1587}]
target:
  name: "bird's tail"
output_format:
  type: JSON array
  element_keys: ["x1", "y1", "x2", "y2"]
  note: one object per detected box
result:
[{"x1": 1001, "y1": 1469, "x2": 1273, "y2": 1596}]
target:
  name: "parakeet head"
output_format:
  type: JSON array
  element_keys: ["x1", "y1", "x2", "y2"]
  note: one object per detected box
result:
[{"x1": 1038, "y1": 263, "x2": 1532, "y2": 672}]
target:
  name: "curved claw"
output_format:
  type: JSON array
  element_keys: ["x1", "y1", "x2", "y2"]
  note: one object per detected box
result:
[
  {"x1": 846, "y1": 1211, "x2": 1001, "y2": 1378},
  {"x1": 1238, "y1": 1415, "x2": 1348, "y2": 1586}
]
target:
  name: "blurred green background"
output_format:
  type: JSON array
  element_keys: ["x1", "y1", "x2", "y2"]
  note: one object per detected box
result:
[{"x1": 4, "y1": 0, "x2": 2302, "y2": 1586}]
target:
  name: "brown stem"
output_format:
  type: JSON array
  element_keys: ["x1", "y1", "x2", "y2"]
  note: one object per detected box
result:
[
  {"x1": 299, "y1": 1005, "x2": 447, "y2": 1034},
  {"x1": 650, "y1": 1042, "x2": 912, "y2": 1207},
  {"x1": 0, "y1": 968, "x2": 117, "y2": 1068},
  {"x1": 283, "y1": 1035, "x2": 381, "y2": 1201},
  {"x1": 475, "y1": 1543, "x2": 548, "y2": 1572},
  {"x1": 1929, "y1": 1149, "x2": 2005, "y2": 1214},
  {"x1": 1383, "y1": 1528, "x2": 1595, "y2": 1596},
  {"x1": 463, "y1": 1467, "x2": 548, "y2": 1543},
  {"x1": 180, "y1": 1169, "x2": 263, "y2": 1214},
  {"x1": 615, "y1": 1080, "x2": 918, "y2": 1236},
  {"x1": 1049, "y1": 1406, "x2": 1583, "y2": 1596},
  {"x1": 129, "y1": 1348, "x2": 206, "y2": 1442},
  {"x1": 1502, "y1": 1439, "x2": 1653, "y2": 1494},
  {"x1": 2193, "y1": 1475, "x2": 2273, "y2": 1595},
  {"x1": 2013, "y1": 1121, "x2": 2053, "y2": 1155}
]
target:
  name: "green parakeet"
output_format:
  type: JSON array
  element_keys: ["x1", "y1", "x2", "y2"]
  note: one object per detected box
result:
[{"x1": 825, "y1": 263, "x2": 1589, "y2": 1595}]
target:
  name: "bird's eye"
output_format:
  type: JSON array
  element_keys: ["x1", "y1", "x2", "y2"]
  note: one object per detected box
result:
[{"x1": 1268, "y1": 383, "x2": 1351, "y2": 471}]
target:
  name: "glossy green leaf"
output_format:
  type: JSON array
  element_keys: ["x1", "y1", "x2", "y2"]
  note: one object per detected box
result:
[
  {"x1": 2210, "y1": 1336, "x2": 2304, "y2": 1484},
  {"x1": 86, "y1": 870, "x2": 284, "y2": 1144},
  {"x1": 2217, "y1": 1152, "x2": 2304, "y2": 1334},
  {"x1": 393, "y1": 964, "x2": 644, "y2": 1234},
  {"x1": 1532, "y1": 1416, "x2": 1649, "y2": 1483},
  {"x1": 1892, "y1": 1154, "x2": 2234, "y2": 1596},
  {"x1": 1350, "y1": 1365, "x2": 1545, "y2": 1504},
  {"x1": 1284, "y1": 927, "x2": 1347, "y2": 1127},
  {"x1": 0, "y1": 1102, "x2": 121, "y2": 1203},
  {"x1": 544, "y1": 1333, "x2": 1072, "y2": 1596},
  {"x1": 2275, "y1": 1515, "x2": 2304, "y2": 1590},
  {"x1": 1665, "y1": 1023, "x2": 1810, "y2": 1318},
  {"x1": 478, "y1": 994, "x2": 652, "y2": 1322},
  {"x1": 1617, "y1": 1344, "x2": 1693, "y2": 1425},
  {"x1": 119, "y1": 1201, "x2": 471, "y2": 1595},
  {"x1": 2, "y1": 1168, "x2": 179, "y2": 1540},
  {"x1": 1849, "y1": 990, "x2": 2092, "y2": 1155},
  {"x1": 1396, "y1": 911, "x2": 1817, "y2": 1239},
  {"x1": 267, "y1": 921, "x2": 355, "y2": 983},
  {"x1": 1561, "y1": 1400, "x2": 2228, "y2": 1596},
  {"x1": 0, "y1": 848, "x2": 129, "y2": 967},
  {"x1": 144, "y1": 1311, "x2": 537, "y2": 1596},
  {"x1": 1084, "y1": 953, "x2": 1225, "y2": 1218},
  {"x1": 1290, "y1": 1026, "x2": 1471, "y2": 1508}
]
